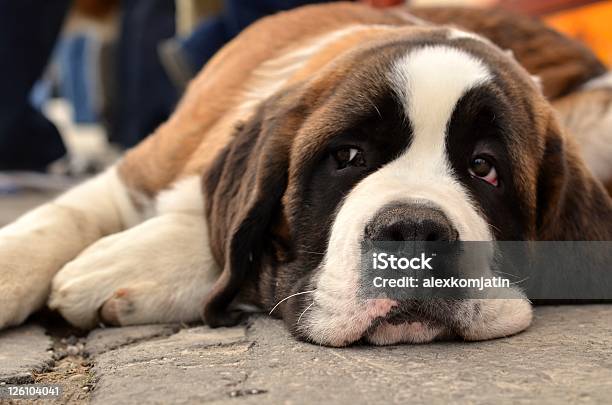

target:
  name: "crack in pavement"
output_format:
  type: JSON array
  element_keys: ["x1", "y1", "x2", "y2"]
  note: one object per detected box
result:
[
  {"x1": 85, "y1": 324, "x2": 183, "y2": 357},
  {"x1": 2, "y1": 309, "x2": 612, "y2": 404}
]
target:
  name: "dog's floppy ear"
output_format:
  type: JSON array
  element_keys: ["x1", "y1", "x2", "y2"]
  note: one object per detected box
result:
[
  {"x1": 202, "y1": 94, "x2": 300, "y2": 327},
  {"x1": 536, "y1": 118, "x2": 612, "y2": 240}
]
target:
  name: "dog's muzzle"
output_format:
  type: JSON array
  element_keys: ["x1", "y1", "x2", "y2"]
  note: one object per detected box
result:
[{"x1": 361, "y1": 202, "x2": 466, "y2": 329}]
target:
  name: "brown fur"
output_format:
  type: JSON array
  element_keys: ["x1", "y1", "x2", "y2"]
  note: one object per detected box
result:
[
  {"x1": 112, "y1": 3, "x2": 612, "y2": 323},
  {"x1": 197, "y1": 16, "x2": 612, "y2": 324},
  {"x1": 118, "y1": 3, "x2": 608, "y2": 199},
  {"x1": 553, "y1": 88, "x2": 612, "y2": 193},
  {"x1": 408, "y1": 6, "x2": 606, "y2": 99},
  {"x1": 118, "y1": 3, "x2": 408, "y2": 196}
]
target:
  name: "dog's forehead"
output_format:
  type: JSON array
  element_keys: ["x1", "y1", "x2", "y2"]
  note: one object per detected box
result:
[
  {"x1": 282, "y1": 27, "x2": 547, "y2": 209},
  {"x1": 290, "y1": 35, "x2": 511, "y2": 163}
]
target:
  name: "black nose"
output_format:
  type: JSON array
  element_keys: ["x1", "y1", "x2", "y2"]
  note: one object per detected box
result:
[{"x1": 364, "y1": 203, "x2": 458, "y2": 242}]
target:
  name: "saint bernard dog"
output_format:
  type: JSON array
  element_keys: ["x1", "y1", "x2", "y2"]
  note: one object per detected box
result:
[{"x1": 1, "y1": 3, "x2": 611, "y2": 347}]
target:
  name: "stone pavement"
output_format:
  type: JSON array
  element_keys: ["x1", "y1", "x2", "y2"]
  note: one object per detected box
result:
[{"x1": 1, "y1": 194, "x2": 612, "y2": 404}]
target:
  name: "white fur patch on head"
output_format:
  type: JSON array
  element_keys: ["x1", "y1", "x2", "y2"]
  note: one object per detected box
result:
[
  {"x1": 302, "y1": 46, "x2": 532, "y2": 346},
  {"x1": 447, "y1": 27, "x2": 490, "y2": 44}
]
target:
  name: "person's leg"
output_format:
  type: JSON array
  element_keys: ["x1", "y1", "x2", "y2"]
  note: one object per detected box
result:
[
  {"x1": 168, "y1": 0, "x2": 333, "y2": 81},
  {"x1": 111, "y1": 0, "x2": 178, "y2": 148},
  {"x1": 222, "y1": 0, "x2": 334, "y2": 37},
  {"x1": 0, "y1": 0, "x2": 71, "y2": 171},
  {"x1": 178, "y1": 17, "x2": 228, "y2": 77}
]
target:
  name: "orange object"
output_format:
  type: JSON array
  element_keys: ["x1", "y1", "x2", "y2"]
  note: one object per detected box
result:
[
  {"x1": 545, "y1": 1, "x2": 612, "y2": 66},
  {"x1": 499, "y1": 0, "x2": 600, "y2": 16},
  {"x1": 359, "y1": 0, "x2": 405, "y2": 7},
  {"x1": 74, "y1": 0, "x2": 120, "y2": 19}
]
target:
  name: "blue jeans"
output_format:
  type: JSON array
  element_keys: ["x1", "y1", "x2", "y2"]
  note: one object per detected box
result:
[
  {"x1": 111, "y1": 0, "x2": 179, "y2": 147},
  {"x1": 0, "y1": 0, "x2": 71, "y2": 171},
  {"x1": 181, "y1": 0, "x2": 334, "y2": 73}
]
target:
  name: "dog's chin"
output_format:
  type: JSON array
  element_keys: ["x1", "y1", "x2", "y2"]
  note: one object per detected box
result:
[
  {"x1": 298, "y1": 297, "x2": 533, "y2": 347},
  {"x1": 363, "y1": 298, "x2": 533, "y2": 345}
]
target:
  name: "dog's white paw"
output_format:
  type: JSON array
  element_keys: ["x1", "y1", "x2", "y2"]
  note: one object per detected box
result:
[
  {"x1": 0, "y1": 204, "x2": 102, "y2": 330},
  {"x1": 0, "y1": 268, "x2": 33, "y2": 330},
  {"x1": 48, "y1": 213, "x2": 219, "y2": 329},
  {"x1": 0, "y1": 236, "x2": 38, "y2": 329}
]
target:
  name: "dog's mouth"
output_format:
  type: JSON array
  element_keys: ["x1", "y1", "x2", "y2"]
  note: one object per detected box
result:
[
  {"x1": 292, "y1": 295, "x2": 531, "y2": 346},
  {"x1": 384, "y1": 301, "x2": 454, "y2": 325},
  {"x1": 289, "y1": 261, "x2": 532, "y2": 346},
  {"x1": 362, "y1": 300, "x2": 460, "y2": 345}
]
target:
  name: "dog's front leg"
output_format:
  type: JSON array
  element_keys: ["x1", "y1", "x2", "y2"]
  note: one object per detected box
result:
[
  {"x1": 0, "y1": 167, "x2": 142, "y2": 329},
  {"x1": 48, "y1": 177, "x2": 220, "y2": 329}
]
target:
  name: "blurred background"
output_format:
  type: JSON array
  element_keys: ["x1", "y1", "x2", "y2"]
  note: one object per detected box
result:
[{"x1": 0, "y1": 0, "x2": 610, "y2": 211}]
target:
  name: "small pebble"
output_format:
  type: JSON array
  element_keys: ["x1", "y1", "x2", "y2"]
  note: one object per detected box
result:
[
  {"x1": 68, "y1": 374, "x2": 86, "y2": 383},
  {"x1": 66, "y1": 345, "x2": 80, "y2": 356},
  {"x1": 56, "y1": 362, "x2": 74, "y2": 372}
]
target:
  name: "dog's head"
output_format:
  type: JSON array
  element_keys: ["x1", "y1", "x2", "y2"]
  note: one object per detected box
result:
[{"x1": 203, "y1": 25, "x2": 612, "y2": 346}]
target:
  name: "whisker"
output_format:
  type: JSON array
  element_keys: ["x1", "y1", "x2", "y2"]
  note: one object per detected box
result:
[
  {"x1": 488, "y1": 224, "x2": 502, "y2": 234},
  {"x1": 269, "y1": 290, "x2": 316, "y2": 315},
  {"x1": 509, "y1": 276, "x2": 530, "y2": 286},
  {"x1": 301, "y1": 250, "x2": 326, "y2": 256},
  {"x1": 296, "y1": 244, "x2": 326, "y2": 256},
  {"x1": 371, "y1": 103, "x2": 382, "y2": 120},
  {"x1": 493, "y1": 270, "x2": 524, "y2": 279},
  {"x1": 364, "y1": 96, "x2": 382, "y2": 120},
  {"x1": 297, "y1": 302, "x2": 315, "y2": 324}
]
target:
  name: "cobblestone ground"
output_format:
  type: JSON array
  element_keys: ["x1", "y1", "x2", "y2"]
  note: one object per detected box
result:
[{"x1": 1, "y1": 194, "x2": 611, "y2": 404}]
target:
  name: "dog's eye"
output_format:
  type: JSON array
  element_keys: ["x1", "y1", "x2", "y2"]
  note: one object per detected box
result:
[
  {"x1": 333, "y1": 147, "x2": 365, "y2": 169},
  {"x1": 469, "y1": 156, "x2": 498, "y2": 187}
]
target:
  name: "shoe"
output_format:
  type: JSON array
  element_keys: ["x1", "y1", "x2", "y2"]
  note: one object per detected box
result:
[{"x1": 158, "y1": 38, "x2": 196, "y2": 92}]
